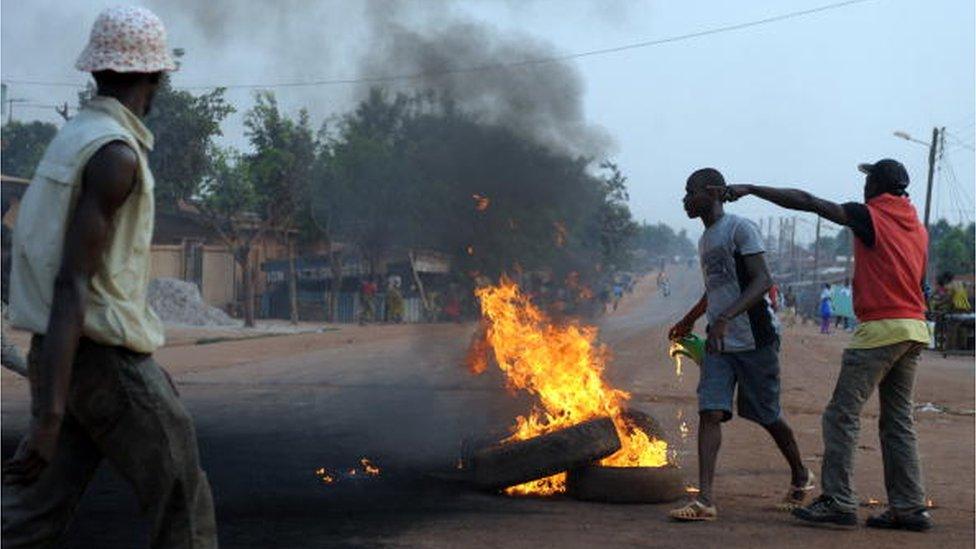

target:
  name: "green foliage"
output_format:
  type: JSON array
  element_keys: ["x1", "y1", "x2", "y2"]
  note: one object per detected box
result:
[
  {"x1": 309, "y1": 88, "x2": 637, "y2": 284},
  {"x1": 0, "y1": 120, "x2": 57, "y2": 178},
  {"x1": 930, "y1": 220, "x2": 975, "y2": 276},
  {"x1": 145, "y1": 77, "x2": 234, "y2": 210},
  {"x1": 242, "y1": 92, "x2": 316, "y2": 232},
  {"x1": 597, "y1": 162, "x2": 639, "y2": 273},
  {"x1": 198, "y1": 147, "x2": 258, "y2": 240},
  {"x1": 632, "y1": 222, "x2": 696, "y2": 264}
]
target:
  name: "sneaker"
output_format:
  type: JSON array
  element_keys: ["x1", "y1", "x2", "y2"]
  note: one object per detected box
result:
[
  {"x1": 865, "y1": 509, "x2": 933, "y2": 532},
  {"x1": 792, "y1": 495, "x2": 858, "y2": 527}
]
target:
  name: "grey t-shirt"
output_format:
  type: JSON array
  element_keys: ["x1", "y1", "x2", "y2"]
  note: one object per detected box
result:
[{"x1": 698, "y1": 214, "x2": 779, "y2": 352}]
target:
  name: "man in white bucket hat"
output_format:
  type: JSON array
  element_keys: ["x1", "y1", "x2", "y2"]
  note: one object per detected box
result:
[{"x1": 3, "y1": 6, "x2": 217, "y2": 547}]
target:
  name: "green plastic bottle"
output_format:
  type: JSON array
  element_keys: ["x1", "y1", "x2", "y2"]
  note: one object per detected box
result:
[{"x1": 669, "y1": 334, "x2": 705, "y2": 367}]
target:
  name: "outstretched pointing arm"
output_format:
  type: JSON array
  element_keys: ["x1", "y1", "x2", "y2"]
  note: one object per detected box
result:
[{"x1": 719, "y1": 185, "x2": 850, "y2": 227}]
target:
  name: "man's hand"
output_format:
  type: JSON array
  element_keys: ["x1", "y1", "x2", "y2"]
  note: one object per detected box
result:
[
  {"x1": 710, "y1": 184, "x2": 751, "y2": 203},
  {"x1": 706, "y1": 315, "x2": 729, "y2": 354},
  {"x1": 669, "y1": 318, "x2": 694, "y2": 341},
  {"x1": 3, "y1": 415, "x2": 62, "y2": 485}
]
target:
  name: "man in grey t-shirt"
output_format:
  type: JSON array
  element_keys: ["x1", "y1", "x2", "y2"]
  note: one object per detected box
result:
[{"x1": 667, "y1": 168, "x2": 811, "y2": 522}]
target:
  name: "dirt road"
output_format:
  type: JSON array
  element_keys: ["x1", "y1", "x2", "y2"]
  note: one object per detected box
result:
[{"x1": 2, "y1": 268, "x2": 973, "y2": 548}]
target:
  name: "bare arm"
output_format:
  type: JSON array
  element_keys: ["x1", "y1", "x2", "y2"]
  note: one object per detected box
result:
[
  {"x1": 669, "y1": 293, "x2": 707, "y2": 340},
  {"x1": 722, "y1": 184, "x2": 850, "y2": 227},
  {"x1": 5, "y1": 141, "x2": 136, "y2": 484},
  {"x1": 718, "y1": 253, "x2": 772, "y2": 319}
]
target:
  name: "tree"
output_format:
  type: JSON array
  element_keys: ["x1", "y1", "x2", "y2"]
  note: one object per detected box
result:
[
  {"x1": 596, "y1": 161, "x2": 639, "y2": 274},
  {"x1": 0, "y1": 120, "x2": 57, "y2": 178},
  {"x1": 145, "y1": 77, "x2": 234, "y2": 210},
  {"x1": 632, "y1": 222, "x2": 696, "y2": 265},
  {"x1": 930, "y1": 220, "x2": 975, "y2": 276},
  {"x1": 195, "y1": 148, "x2": 266, "y2": 327},
  {"x1": 243, "y1": 92, "x2": 317, "y2": 324},
  {"x1": 190, "y1": 91, "x2": 319, "y2": 327}
]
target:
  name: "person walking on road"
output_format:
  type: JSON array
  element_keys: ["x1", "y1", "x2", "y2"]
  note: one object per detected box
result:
[
  {"x1": 819, "y1": 283, "x2": 833, "y2": 334},
  {"x1": 667, "y1": 168, "x2": 813, "y2": 522},
  {"x1": 2, "y1": 7, "x2": 218, "y2": 548},
  {"x1": 720, "y1": 158, "x2": 933, "y2": 531}
]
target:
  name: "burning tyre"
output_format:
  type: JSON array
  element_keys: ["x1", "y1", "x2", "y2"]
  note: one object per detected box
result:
[
  {"x1": 565, "y1": 409, "x2": 685, "y2": 504},
  {"x1": 472, "y1": 417, "x2": 620, "y2": 492},
  {"x1": 466, "y1": 278, "x2": 677, "y2": 497},
  {"x1": 567, "y1": 464, "x2": 685, "y2": 504}
]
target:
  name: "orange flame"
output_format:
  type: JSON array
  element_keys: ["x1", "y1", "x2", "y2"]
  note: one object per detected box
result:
[
  {"x1": 471, "y1": 276, "x2": 668, "y2": 496},
  {"x1": 360, "y1": 458, "x2": 381, "y2": 476},
  {"x1": 473, "y1": 194, "x2": 491, "y2": 211},
  {"x1": 314, "y1": 467, "x2": 336, "y2": 485}
]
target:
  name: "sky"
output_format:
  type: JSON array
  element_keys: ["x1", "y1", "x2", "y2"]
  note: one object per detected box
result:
[{"x1": 2, "y1": 0, "x2": 974, "y2": 244}]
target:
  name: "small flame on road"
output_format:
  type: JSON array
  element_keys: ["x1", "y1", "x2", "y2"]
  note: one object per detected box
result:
[
  {"x1": 685, "y1": 486, "x2": 700, "y2": 494},
  {"x1": 314, "y1": 457, "x2": 382, "y2": 486},
  {"x1": 361, "y1": 458, "x2": 381, "y2": 476},
  {"x1": 314, "y1": 467, "x2": 336, "y2": 485}
]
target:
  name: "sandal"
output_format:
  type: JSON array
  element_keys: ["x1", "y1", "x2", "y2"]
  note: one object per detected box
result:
[
  {"x1": 776, "y1": 469, "x2": 816, "y2": 511},
  {"x1": 669, "y1": 500, "x2": 718, "y2": 521}
]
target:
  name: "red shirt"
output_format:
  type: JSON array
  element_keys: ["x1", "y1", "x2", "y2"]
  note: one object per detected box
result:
[{"x1": 851, "y1": 194, "x2": 928, "y2": 321}]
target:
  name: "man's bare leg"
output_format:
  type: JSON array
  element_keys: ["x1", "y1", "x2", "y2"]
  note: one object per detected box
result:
[
  {"x1": 763, "y1": 418, "x2": 809, "y2": 486},
  {"x1": 698, "y1": 411, "x2": 725, "y2": 505}
]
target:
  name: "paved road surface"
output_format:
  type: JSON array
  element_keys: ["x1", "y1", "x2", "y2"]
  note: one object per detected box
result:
[{"x1": 2, "y1": 268, "x2": 972, "y2": 548}]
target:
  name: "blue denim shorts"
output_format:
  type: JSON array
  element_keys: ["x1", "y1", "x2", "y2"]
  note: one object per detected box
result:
[{"x1": 697, "y1": 341, "x2": 781, "y2": 425}]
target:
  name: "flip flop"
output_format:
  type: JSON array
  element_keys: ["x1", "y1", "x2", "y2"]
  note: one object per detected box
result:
[
  {"x1": 669, "y1": 500, "x2": 718, "y2": 522},
  {"x1": 776, "y1": 469, "x2": 816, "y2": 511}
]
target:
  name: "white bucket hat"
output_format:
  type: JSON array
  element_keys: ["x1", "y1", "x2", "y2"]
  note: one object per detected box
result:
[{"x1": 75, "y1": 6, "x2": 177, "y2": 73}]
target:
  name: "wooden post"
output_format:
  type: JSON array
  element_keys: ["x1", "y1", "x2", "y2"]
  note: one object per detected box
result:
[
  {"x1": 813, "y1": 215, "x2": 822, "y2": 287},
  {"x1": 287, "y1": 235, "x2": 299, "y2": 325},
  {"x1": 408, "y1": 249, "x2": 432, "y2": 320}
]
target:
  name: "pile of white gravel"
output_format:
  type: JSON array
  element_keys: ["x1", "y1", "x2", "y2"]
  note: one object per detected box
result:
[{"x1": 148, "y1": 278, "x2": 239, "y2": 327}]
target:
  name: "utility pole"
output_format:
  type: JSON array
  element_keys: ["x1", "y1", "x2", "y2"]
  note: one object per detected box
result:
[
  {"x1": 813, "y1": 215, "x2": 822, "y2": 287},
  {"x1": 4, "y1": 97, "x2": 27, "y2": 123},
  {"x1": 790, "y1": 216, "x2": 797, "y2": 285},
  {"x1": 922, "y1": 126, "x2": 942, "y2": 231}
]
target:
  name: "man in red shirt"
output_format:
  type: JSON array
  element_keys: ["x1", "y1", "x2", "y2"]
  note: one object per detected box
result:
[{"x1": 721, "y1": 159, "x2": 932, "y2": 532}]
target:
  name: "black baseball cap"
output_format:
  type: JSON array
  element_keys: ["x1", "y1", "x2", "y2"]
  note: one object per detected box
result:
[{"x1": 857, "y1": 158, "x2": 910, "y2": 193}]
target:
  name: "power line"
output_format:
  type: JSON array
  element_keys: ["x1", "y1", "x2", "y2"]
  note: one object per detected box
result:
[
  {"x1": 944, "y1": 131, "x2": 975, "y2": 152},
  {"x1": 940, "y1": 151, "x2": 975, "y2": 224},
  {"x1": 1, "y1": 0, "x2": 877, "y2": 91}
]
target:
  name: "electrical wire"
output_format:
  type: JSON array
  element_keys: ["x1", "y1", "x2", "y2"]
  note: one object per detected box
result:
[{"x1": 1, "y1": 0, "x2": 877, "y2": 91}]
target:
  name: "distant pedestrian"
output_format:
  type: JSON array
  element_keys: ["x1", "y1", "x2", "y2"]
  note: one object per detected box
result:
[
  {"x1": 385, "y1": 277, "x2": 404, "y2": 323},
  {"x1": 819, "y1": 284, "x2": 833, "y2": 334},
  {"x1": 360, "y1": 277, "x2": 378, "y2": 324}
]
